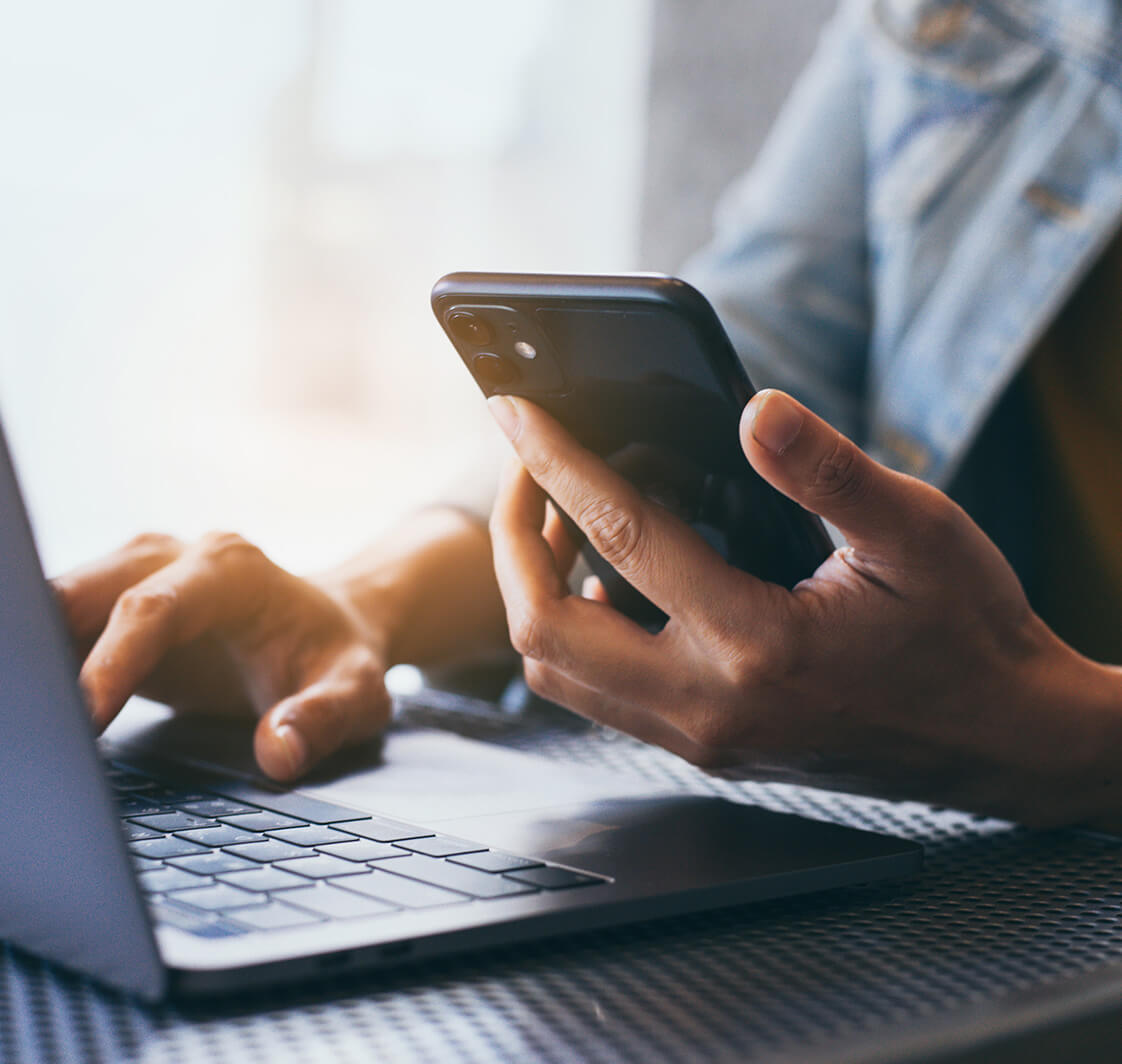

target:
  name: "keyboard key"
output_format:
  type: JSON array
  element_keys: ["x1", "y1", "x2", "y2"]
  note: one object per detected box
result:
[
  {"x1": 381, "y1": 856, "x2": 538, "y2": 899},
  {"x1": 131, "y1": 856, "x2": 162, "y2": 872},
  {"x1": 217, "y1": 866, "x2": 308, "y2": 892},
  {"x1": 333, "y1": 870, "x2": 467, "y2": 910},
  {"x1": 176, "y1": 797, "x2": 257, "y2": 818},
  {"x1": 316, "y1": 840, "x2": 405, "y2": 862},
  {"x1": 220, "y1": 812, "x2": 304, "y2": 832},
  {"x1": 128, "y1": 812, "x2": 216, "y2": 833},
  {"x1": 505, "y1": 866, "x2": 606, "y2": 890},
  {"x1": 266, "y1": 825, "x2": 356, "y2": 847},
  {"x1": 176, "y1": 825, "x2": 262, "y2": 847},
  {"x1": 172, "y1": 883, "x2": 268, "y2": 912},
  {"x1": 168, "y1": 852, "x2": 256, "y2": 876},
  {"x1": 117, "y1": 796, "x2": 173, "y2": 817},
  {"x1": 344, "y1": 818, "x2": 434, "y2": 843},
  {"x1": 231, "y1": 900, "x2": 323, "y2": 930},
  {"x1": 157, "y1": 791, "x2": 215, "y2": 807},
  {"x1": 149, "y1": 902, "x2": 246, "y2": 938},
  {"x1": 130, "y1": 837, "x2": 207, "y2": 860},
  {"x1": 282, "y1": 883, "x2": 397, "y2": 920},
  {"x1": 124, "y1": 822, "x2": 163, "y2": 842},
  {"x1": 224, "y1": 840, "x2": 307, "y2": 863},
  {"x1": 273, "y1": 855, "x2": 365, "y2": 880},
  {"x1": 394, "y1": 836, "x2": 486, "y2": 858},
  {"x1": 449, "y1": 852, "x2": 544, "y2": 874},
  {"x1": 206, "y1": 784, "x2": 370, "y2": 824},
  {"x1": 109, "y1": 772, "x2": 160, "y2": 792},
  {"x1": 139, "y1": 867, "x2": 210, "y2": 894}
]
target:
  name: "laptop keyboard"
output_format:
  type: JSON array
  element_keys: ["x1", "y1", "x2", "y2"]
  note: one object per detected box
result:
[{"x1": 108, "y1": 763, "x2": 608, "y2": 939}]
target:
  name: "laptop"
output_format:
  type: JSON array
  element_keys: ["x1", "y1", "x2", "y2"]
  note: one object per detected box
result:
[{"x1": 0, "y1": 418, "x2": 922, "y2": 1001}]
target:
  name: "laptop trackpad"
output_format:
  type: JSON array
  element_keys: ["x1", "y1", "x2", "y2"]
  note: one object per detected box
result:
[{"x1": 104, "y1": 698, "x2": 661, "y2": 822}]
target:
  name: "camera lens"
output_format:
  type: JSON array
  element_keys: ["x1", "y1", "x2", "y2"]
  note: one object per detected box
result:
[
  {"x1": 447, "y1": 311, "x2": 494, "y2": 346},
  {"x1": 472, "y1": 352, "x2": 519, "y2": 387}
]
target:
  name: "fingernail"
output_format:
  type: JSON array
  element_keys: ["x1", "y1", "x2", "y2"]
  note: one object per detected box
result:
[
  {"x1": 487, "y1": 395, "x2": 519, "y2": 440},
  {"x1": 750, "y1": 390, "x2": 804, "y2": 455},
  {"x1": 274, "y1": 723, "x2": 307, "y2": 776}
]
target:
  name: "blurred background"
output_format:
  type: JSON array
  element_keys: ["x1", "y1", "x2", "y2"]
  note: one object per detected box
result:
[{"x1": 0, "y1": 0, "x2": 830, "y2": 579}]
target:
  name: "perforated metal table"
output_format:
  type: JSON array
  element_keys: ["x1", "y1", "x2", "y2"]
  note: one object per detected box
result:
[{"x1": 5, "y1": 694, "x2": 1122, "y2": 1063}]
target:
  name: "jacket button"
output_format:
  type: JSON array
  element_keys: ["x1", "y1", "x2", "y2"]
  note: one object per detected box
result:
[{"x1": 1023, "y1": 183, "x2": 1085, "y2": 226}]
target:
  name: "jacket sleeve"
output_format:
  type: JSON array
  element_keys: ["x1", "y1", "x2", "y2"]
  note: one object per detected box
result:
[{"x1": 681, "y1": 0, "x2": 872, "y2": 443}]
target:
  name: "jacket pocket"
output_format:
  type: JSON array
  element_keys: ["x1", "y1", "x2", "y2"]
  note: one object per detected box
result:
[{"x1": 864, "y1": 0, "x2": 1053, "y2": 222}]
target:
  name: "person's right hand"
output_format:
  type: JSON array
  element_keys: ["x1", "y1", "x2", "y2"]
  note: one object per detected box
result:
[
  {"x1": 487, "y1": 390, "x2": 1122, "y2": 828},
  {"x1": 52, "y1": 531, "x2": 392, "y2": 781}
]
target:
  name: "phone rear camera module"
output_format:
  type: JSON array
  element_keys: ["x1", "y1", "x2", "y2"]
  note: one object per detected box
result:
[
  {"x1": 513, "y1": 341, "x2": 537, "y2": 360},
  {"x1": 472, "y1": 352, "x2": 520, "y2": 387},
  {"x1": 447, "y1": 311, "x2": 494, "y2": 346}
]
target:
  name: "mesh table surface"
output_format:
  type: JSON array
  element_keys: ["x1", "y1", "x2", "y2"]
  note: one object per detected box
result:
[{"x1": 5, "y1": 696, "x2": 1122, "y2": 1064}]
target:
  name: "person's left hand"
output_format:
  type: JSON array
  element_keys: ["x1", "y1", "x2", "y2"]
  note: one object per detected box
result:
[{"x1": 486, "y1": 389, "x2": 1122, "y2": 826}]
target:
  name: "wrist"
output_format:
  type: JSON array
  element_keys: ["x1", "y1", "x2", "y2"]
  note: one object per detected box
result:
[
  {"x1": 1059, "y1": 654, "x2": 1122, "y2": 834},
  {"x1": 310, "y1": 505, "x2": 507, "y2": 669},
  {"x1": 312, "y1": 569, "x2": 399, "y2": 666},
  {"x1": 1008, "y1": 629, "x2": 1122, "y2": 829}
]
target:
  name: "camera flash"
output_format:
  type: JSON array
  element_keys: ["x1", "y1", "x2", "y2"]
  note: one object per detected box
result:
[{"x1": 513, "y1": 341, "x2": 537, "y2": 360}]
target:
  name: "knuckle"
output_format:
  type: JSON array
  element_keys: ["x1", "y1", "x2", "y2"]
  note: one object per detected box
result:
[
  {"x1": 115, "y1": 584, "x2": 178, "y2": 626},
  {"x1": 508, "y1": 606, "x2": 552, "y2": 662},
  {"x1": 124, "y1": 531, "x2": 181, "y2": 561},
  {"x1": 350, "y1": 652, "x2": 389, "y2": 706},
  {"x1": 708, "y1": 630, "x2": 766, "y2": 689},
  {"x1": 916, "y1": 486, "x2": 969, "y2": 542},
  {"x1": 710, "y1": 609, "x2": 802, "y2": 696},
  {"x1": 199, "y1": 530, "x2": 266, "y2": 569},
  {"x1": 524, "y1": 444, "x2": 557, "y2": 483},
  {"x1": 351, "y1": 649, "x2": 384, "y2": 689},
  {"x1": 888, "y1": 482, "x2": 971, "y2": 565},
  {"x1": 577, "y1": 496, "x2": 643, "y2": 571},
  {"x1": 809, "y1": 436, "x2": 869, "y2": 509},
  {"x1": 718, "y1": 652, "x2": 756, "y2": 692}
]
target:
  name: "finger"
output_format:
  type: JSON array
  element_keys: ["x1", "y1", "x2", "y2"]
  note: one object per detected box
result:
[
  {"x1": 52, "y1": 533, "x2": 184, "y2": 645},
  {"x1": 522, "y1": 658, "x2": 712, "y2": 766},
  {"x1": 491, "y1": 457, "x2": 568, "y2": 603},
  {"x1": 80, "y1": 532, "x2": 275, "y2": 729},
  {"x1": 581, "y1": 575, "x2": 609, "y2": 603},
  {"x1": 542, "y1": 501, "x2": 579, "y2": 575},
  {"x1": 740, "y1": 390, "x2": 955, "y2": 561},
  {"x1": 255, "y1": 646, "x2": 391, "y2": 781},
  {"x1": 488, "y1": 395, "x2": 752, "y2": 621},
  {"x1": 490, "y1": 459, "x2": 670, "y2": 705}
]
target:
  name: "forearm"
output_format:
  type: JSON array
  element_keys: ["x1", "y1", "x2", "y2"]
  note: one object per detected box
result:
[{"x1": 314, "y1": 505, "x2": 511, "y2": 670}]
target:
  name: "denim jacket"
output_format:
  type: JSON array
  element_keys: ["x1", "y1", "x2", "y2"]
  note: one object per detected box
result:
[{"x1": 683, "y1": 0, "x2": 1122, "y2": 490}]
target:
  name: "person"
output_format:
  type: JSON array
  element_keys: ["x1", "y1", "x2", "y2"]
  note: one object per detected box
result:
[{"x1": 55, "y1": 0, "x2": 1122, "y2": 830}]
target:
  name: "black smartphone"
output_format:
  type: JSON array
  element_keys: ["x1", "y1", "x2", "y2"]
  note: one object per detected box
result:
[{"x1": 432, "y1": 271, "x2": 834, "y2": 629}]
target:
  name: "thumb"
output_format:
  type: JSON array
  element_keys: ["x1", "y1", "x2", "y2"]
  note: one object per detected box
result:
[
  {"x1": 253, "y1": 648, "x2": 390, "y2": 781},
  {"x1": 740, "y1": 389, "x2": 936, "y2": 556}
]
